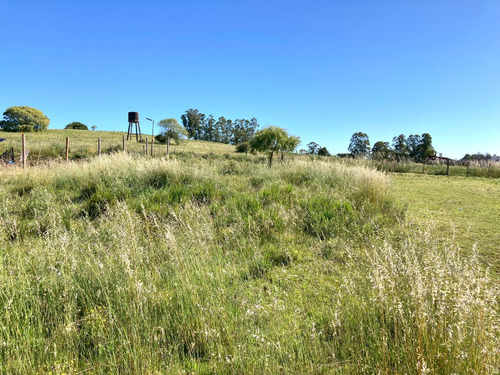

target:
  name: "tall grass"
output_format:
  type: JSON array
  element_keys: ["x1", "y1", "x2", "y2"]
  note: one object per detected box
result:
[{"x1": 0, "y1": 155, "x2": 498, "y2": 373}]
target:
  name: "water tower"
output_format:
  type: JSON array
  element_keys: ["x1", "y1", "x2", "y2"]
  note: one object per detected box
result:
[{"x1": 127, "y1": 112, "x2": 142, "y2": 141}]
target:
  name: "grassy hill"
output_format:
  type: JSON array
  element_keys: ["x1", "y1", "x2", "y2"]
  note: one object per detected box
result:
[
  {"x1": 0, "y1": 153, "x2": 498, "y2": 373},
  {"x1": 0, "y1": 129, "x2": 236, "y2": 162}
]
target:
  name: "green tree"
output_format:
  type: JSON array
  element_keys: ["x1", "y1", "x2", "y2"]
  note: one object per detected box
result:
[
  {"x1": 203, "y1": 115, "x2": 216, "y2": 142},
  {"x1": 181, "y1": 109, "x2": 203, "y2": 139},
  {"x1": 348, "y1": 132, "x2": 370, "y2": 157},
  {"x1": 249, "y1": 126, "x2": 290, "y2": 167},
  {"x1": 371, "y1": 141, "x2": 392, "y2": 160},
  {"x1": 392, "y1": 134, "x2": 408, "y2": 161},
  {"x1": 1, "y1": 106, "x2": 49, "y2": 132},
  {"x1": 156, "y1": 118, "x2": 188, "y2": 157},
  {"x1": 307, "y1": 142, "x2": 320, "y2": 155},
  {"x1": 403, "y1": 133, "x2": 435, "y2": 162},
  {"x1": 406, "y1": 134, "x2": 422, "y2": 160},
  {"x1": 281, "y1": 135, "x2": 301, "y2": 161},
  {"x1": 65, "y1": 122, "x2": 88, "y2": 130},
  {"x1": 91, "y1": 125, "x2": 97, "y2": 131},
  {"x1": 317, "y1": 146, "x2": 331, "y2": 156},
  {"x1": 417, "y1": 133, "x2": 435, "y2": 162}
]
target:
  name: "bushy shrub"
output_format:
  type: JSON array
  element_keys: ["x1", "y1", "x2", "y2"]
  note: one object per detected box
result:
[
  {"x1": 65, "y1": 122, "x2": 88, "y2": 130},
  {"x1": 235, "y1": 142, "x2": 249, "y2": 153}
]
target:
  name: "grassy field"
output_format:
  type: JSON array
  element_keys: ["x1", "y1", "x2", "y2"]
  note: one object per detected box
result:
[
  {"x1": 0, "y1": 150, "x2": 498, "y2": 374},
  {"x1": 370, "y1": 159, "x2": 500, "y2": 178},
  {"x1": 0, "y1": 129, "x2": 236, "y2": 163},
  {"x1": 392, "y1": 174, "x2": 500, "y2": 274}
]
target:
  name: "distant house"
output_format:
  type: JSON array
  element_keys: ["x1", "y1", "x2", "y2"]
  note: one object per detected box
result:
[{"x1": 492, "y1": 155, "x2": 500, "y2": 162}]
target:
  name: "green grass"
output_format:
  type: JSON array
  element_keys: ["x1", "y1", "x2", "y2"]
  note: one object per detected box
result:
[
  {"x1": 370, "y1": 159, "x2": 500, "y2": 178},
  {"x1": 0, "y1": 154, "x2": 498, "y2": 374},
  {"x1": 392, "y1": 173, "x2": 500, "y2": 274},
  {"x1": 0, "y1": 129, "x2": 236, "y2": 163}
]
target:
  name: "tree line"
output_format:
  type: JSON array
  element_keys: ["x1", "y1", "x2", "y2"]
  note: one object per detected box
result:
[
  {"x1": 4, "y1": 106, "x2": 495, "y2": 164},
  {"x1": 345, "y1": 132, "x2": 436, "y2": 162},
  {"x1": 181, "y1": 109, "x2": 259, "y2": 145}
]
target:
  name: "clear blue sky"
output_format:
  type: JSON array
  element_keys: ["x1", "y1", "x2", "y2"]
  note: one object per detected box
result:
[{"x1": 1, "y1": 0, "x2": 499, "y2": 158}]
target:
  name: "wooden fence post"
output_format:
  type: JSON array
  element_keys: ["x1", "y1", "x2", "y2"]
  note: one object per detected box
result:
[
  {"x1": 98, "y1": 138, "x2": 101, "y2": 157},
  {"x1": 65, "y1": 137, "x2": 69, "y2": 162},
  {"x1": 122, "y1": 135, "x2": 126, "y2": 152},
  {"x1": 446, "y1": 159, "x2": 450, "y2": 175},
  {"x1": 22, "y1": 133, "x2": 26, "y2": 169},
  {"x1": 145, "y1": 138, "x2": 148, "y2": 156},
  {"x1": 151, "y1": 138, "x2": 154, "y2": 156}
]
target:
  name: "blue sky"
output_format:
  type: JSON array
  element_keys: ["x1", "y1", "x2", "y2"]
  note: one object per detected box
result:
[{"x1": 1, "y1": 0, "x2": 499, "y2": 158}]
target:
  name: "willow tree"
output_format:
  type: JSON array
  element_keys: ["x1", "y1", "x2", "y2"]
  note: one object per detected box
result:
[
  {"x1": 281, "y1": 134, "x2": 301, "y2": 161},
  {"x1": 250, "y1": 126, "x2": 299, "y2": 167}
]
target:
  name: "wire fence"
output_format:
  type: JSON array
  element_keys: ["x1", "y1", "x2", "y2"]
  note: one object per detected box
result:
[{"x1": 369, "y1": 160, "x2": 500, "y2": 178}]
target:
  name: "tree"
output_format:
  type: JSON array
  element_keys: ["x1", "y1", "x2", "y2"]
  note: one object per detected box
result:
[
  {"x1": 65, "y1": 121, "x2": 88, "y2": 130},
  {"x1": 417, "y1": 133, "x2": 435, "y2": 162},
  {"x1": 216, "y1": 117, "x2": 227, "y2": 143},
  {"x1": 249, "y1": 126, "x2": 290, "y2": 167},
  {"x1": 392, "y1": 134, "x2": 408, "y2": 161},
  {"x1": 156, "y1": 118, "x2": 188, "y2": 157},
  {"x1": 181, "y1": 109, "x2": 203, "y2": 139},
  {"x1": 348, "y1": 132, "x2": 370, "y2": 157},
  {"x1": 1, "y1": 106, "x2": 49, "y2": 132},
  {"x1": 91, "y1": 125, "x2": 97, "y2": 131},
  {"x1": 406, "y1": 134, "x2": 422, "y2": 160},
  {"x1": 281, "y1": 135, "x2": 301, "y2": 161},
  {"x1": 317, "y1": 147, "x2": 331, "y2": 156},
  {"x1": 307, "y1": 142, "x2": 320, "y2": 155},
  {"x1": 371, "y1": 141, "x2": 392, "y2": 160},
  {"x1": 403, "y1": 133, "x2": 435, "y2": 162},
  {"x1": 203, "y1": 115, "x2": 216, "y2": 142}
]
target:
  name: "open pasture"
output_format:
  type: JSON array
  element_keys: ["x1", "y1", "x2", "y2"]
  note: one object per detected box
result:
[
  {"x1": 392, "y1": 173, "x2": 500, "y2": 274},
  {"x1": 0, "y1": 150, "x2": 498, "y2": 373},
  {"x1": 0, "y1": 129, "x2": 236, "y2": 163}
]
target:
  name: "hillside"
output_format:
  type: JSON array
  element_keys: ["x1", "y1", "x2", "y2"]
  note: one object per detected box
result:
[
  {"x1": 0, "y1": 129, "x2": 236, "y2": 162},
  {"x1": 0, "y1": 154, "x2": 498, "y2": 373}
]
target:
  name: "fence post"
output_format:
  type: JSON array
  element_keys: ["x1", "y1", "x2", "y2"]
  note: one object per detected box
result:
[
  {"x1": 22, "y1": 133, "x2": 26, "y2": 169},
  {"x1": 145, "y1": 138, "x2": 148, "y2": 156},
  {"x1": 122, "y1": 135, "x2": 126, "y2": 152},
  {"x1": 151, "y1": 138, "x2": 154, "y2": 156},
  {"x1": 65, "y1": 137, "x2": 69, "y2": 162},
  {"x1": 98, "y1": 138, "x2": 101, "y2": 156},
  {"x1": 446, "y1": 159, "x2": 450, "y2": 175}
]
